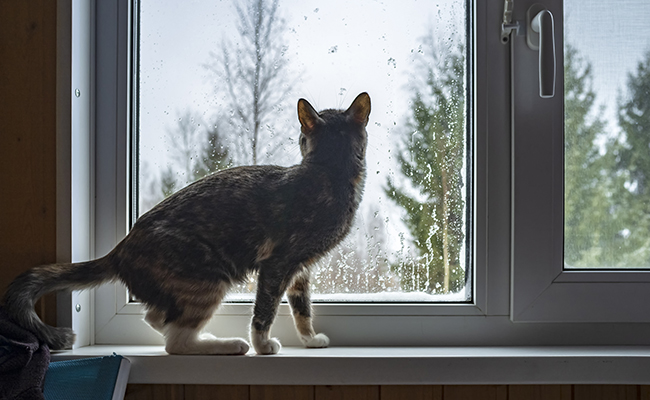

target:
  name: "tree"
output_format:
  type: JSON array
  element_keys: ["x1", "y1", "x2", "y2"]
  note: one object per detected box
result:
[
  {"x1": 166, "y1": 110, "x2": 204, "y2": 188},
  {"x1": 141, "y1": 110, "x2": 231, "y2": 211},
  {"x1": 160, "y1": 167, "x2": 177, "y2": 199},
  {"x1": 562, "y1": 45, "x2": 617, "y2": 268},
  {"x1": 193, "y1": 123, "x2": 231, "y2": 180},
  {"x1": 205, "y1": 0, "x2": 293, "y2": 166},
  {"x1": 311, "y1": 207, "x2": 396, "y2": 296},
  {"x1": 611, "y1": 50, "x2": 650, "y2": 266},
  {"x1": 385, "y1": 32, "x2": 466, "y2": 294}
]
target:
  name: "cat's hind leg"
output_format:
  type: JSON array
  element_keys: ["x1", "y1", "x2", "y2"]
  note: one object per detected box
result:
[
  {"x1": 162, "y1": 281, "x2": 249, "y2": 355},
  {"x1": 287, "y1": 269, "x2": 329, "y2": 348},
  {"x1": 165, "y1": 325, "x2": 249, "y2": 355},
  {"x1": 144, "y1": 308, "x2": 167, "y2": 334}
]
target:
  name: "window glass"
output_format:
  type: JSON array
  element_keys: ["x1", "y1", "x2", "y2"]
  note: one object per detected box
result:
[
  {"x1": 136, "y1": 0, "x2": 471, "y2": 301},
  {"x1": 564, "y1": 1, "x2": 650, "y2": 269}
]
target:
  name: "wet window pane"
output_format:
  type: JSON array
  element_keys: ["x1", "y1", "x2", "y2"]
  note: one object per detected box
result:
[
  {"x1": 564, "y1": 1, "x2": 650, "y2": 269},
  {"x1": 136, "y1": 0, "x2": 471, "y2": 301}
]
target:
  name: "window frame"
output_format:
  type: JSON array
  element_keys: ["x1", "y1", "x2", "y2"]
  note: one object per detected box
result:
[
  {"x1": 510, "y1": 0, "x2": 650, "y2": 323},
  {"x1": 65, "y1": 0, "x2": 650, "y2": 348}
]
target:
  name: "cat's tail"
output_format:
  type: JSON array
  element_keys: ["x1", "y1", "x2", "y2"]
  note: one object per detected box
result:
[{"x1": 3, "y1": 256, "x2": 116, "y2": 350}]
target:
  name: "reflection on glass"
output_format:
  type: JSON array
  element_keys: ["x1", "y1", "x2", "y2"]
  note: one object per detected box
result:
[
  {"x1": 564, "y1": 1, "x2": 650, "y2": 269},
  {"x1": 137, "y1": 0, "x2": 470, "y2": 300}
]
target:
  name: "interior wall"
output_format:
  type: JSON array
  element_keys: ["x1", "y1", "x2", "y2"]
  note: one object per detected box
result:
[
  {"x1": 125, "y1": 384, "x2": 650, "y2": 400},
  {"x1": 0, "y1": 0, "x2": 58, "y2": 324}
]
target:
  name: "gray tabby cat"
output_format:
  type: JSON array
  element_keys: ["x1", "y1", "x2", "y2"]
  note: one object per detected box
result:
[{"x1": 3, "y1": 92, "x2": 371, "y2": 355}]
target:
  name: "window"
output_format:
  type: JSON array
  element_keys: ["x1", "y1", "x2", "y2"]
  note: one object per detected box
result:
[
  {"x1": 563, "y1": 0, "x2": 650, "y2": 270},
  {"x1": 135, "y1": 0, "x2": 472, "y2": 303},
  {"x1": 65, "y1": 0, "x2": 650, "y2": 348},
  {"x1": 511, "y1": 0, "x2": 650, "y2": 323}
]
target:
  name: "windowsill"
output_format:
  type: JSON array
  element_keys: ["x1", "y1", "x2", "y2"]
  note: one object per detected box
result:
[{"x1": 51, "y1": 345, "x2": 650, "y2": 385}]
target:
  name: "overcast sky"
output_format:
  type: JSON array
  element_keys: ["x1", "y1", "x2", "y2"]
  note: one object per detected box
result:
[
  {"x1": 135, "y1": 1, "x2": 650, "y2": 282},
  {"x1": 564, "y1": 0, "x2": 650, "y2": 134},
  {"x1": 138, "y1": 0, "x2": 650, "y2": 190},
  {"x1": 138, "y1": 0, "x2": 465, "y2": 185},
  {"x1": 137, "y1": 0, "x2": 468, "y2": 260}
]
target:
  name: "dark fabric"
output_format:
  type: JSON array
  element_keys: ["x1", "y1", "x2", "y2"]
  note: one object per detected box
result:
[{"x1": 0, "y1": 307, "x2": 49, "y2": 400}]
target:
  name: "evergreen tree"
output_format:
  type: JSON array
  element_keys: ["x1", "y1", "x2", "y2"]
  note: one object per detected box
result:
[
  {"x1": 612, "y1": 50, "x2": 650, "y2": 266},
  {"x1": 618, "y1": 51, "x2": 650, "y2": 195},
  {"x1": 149, "y1": 111, "x2": 231, "y2": 205},
  {"x1": 385, "y1": 34, "x2": 466, "y2": 294},
  {"x1": 160, "y1": 167, "x2": 177, "y2": 199},
  {"x1": 563, "y1": 45, "x2": 616, "y2": 268},
  {"x1": 193, "y1": 125, "x2": 231, "y2": 181}
]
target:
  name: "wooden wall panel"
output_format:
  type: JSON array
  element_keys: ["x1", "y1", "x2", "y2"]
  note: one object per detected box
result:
[
  {"x1": 641, "y1": 385, "x2": 650, "y2": 400},
  {"x1": 509, "y1": 385, "x2": 572, "y2": 400},
  {"x1": 443, "y1": 385, "x2": 508, "y2": 400},
  {"x1": 0, "y1": 0, "x2": 58, "y2": 324},
  {"x1": 573, "y1": 385, "x2": 638, "y2": 400},
  {"x1": 381, "y1": 385, "x2": 442, "y2": 400},
  {"x1": 124, "y1": 384, "x2": 152, "y2": 400},
  {"x1": 185, "y1": 385, "x2": 249, "y2": 400},
  {"x1": 125, "y1": 384, "x2": 185, "y2": 400},
  {"x1": 315, "y1": 385, "x2": 380, "y2": 400},
  {"x1": 250, "y1": 385, "x2": 313, "y2": 400},
  {"x1": 124, "y1": 384, "x2": 650, "y2": 399}
]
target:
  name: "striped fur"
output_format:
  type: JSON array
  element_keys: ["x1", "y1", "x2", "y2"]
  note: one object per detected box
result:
[
  {"x1": 3, "y1": 258, "x2": 115, "y2": 349},
  {"x1": 2, "y1": 93, "x2": 370, "y2": 354}
]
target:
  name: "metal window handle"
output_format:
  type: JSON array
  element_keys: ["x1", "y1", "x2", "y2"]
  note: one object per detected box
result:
[{"x1": 527, "y1": 5, "x2": 556, "y2": 98}]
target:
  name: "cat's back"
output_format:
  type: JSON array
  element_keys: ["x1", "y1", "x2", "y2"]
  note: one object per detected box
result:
[
  {"x1": 134, "y1": 164, "x2": 296, "y2": 227},
  {"x1": 111, "y1": 93, "x2": 370, "y2": 284}
]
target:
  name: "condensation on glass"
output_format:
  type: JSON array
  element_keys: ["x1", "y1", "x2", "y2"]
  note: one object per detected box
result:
[
  {"x1": 564, "y1": 1, "x2": 650, "y2": 269},
  {"x1": 135, "y1": 0, "x2": 471, "y2": 301}
]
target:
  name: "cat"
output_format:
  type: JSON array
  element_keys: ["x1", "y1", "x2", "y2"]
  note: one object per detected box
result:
[{"x1": 3, "y1": 92, "x2": 370, "y2": 355}]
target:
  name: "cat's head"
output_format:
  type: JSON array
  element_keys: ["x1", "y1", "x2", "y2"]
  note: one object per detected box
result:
[{"x1": 297, "y1": 93, "x2": 371, "y2": 167}]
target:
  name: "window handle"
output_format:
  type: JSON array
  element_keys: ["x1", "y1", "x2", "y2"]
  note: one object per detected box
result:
[{"x1": 527, "y1": 5, "x2": 556, "y2": 98}]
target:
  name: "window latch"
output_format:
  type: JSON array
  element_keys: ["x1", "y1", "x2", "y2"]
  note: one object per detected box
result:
[
  {"x1": 526, "y1": 4, "x2": 556, "y2": 98},
  {"x1": 501, "y1": 0, "x2": 521, "y2": 44},
  {"x1": 501, "y1": 1, "x2": 556, "y2": 99}
]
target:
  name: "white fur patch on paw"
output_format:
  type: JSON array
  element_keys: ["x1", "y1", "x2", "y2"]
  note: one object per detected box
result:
[
  {"x1": 254, "y1": 337, "x2": 282, "y2": 355},
  {"x1": 302, "y1": 333, "x2": 330, "y2": 348},
  {"x1": 165, "y1": 328, "x2": 249, "y2": 355},
  {"x1": 218, "y1": 338, "x2": 250, "y2": 355}
]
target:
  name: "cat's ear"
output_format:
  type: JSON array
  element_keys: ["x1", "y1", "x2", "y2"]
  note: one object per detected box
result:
[
  {"x1": 298, "y1": 98, "x2": 323, "y2": 133},
  {"x1": 345, "y1": 92, "x2": 371, "y2": 126}
]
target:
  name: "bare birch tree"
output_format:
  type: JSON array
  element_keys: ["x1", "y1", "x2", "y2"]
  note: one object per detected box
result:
[{"x1": 205, "y1": 0, "x2": 293, "y2": 166}]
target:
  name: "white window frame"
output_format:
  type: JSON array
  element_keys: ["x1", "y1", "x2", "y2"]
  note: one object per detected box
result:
[
  {"x1": 510, "y1": 0, "x2": 650, "y2": 323},
  {"x1": 61, "y1": 0, "x2": 650, "y2": 348}
]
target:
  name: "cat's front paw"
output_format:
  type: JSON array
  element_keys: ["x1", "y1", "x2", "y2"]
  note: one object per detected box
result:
[
  {"x1": 302, "y1": 333, "x2": 330, "y2": 348},
  {"x1": 253, "y1": 337, "x2": 282, "y2": 355}
]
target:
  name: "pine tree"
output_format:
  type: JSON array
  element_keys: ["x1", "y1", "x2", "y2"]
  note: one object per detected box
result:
[
  {"x1": 618, "y1": 51, "x2": 650, "y2": 195},
  {"x1": 150, "y1": 111, "x2": 231, "y2": 205},
  {"x1": 159, "y1": 166, "x2": 177, "y2": 199},
  {"x1": 612, "y1": 50, "x2": 650, "y2": 266},
  {"x1": 193, "y1": 125, "x2": 231, "y2": 181},
  {"x1": 563, "y1": 45, "x2": 616, "y2": 268},
  {"x1": 385, "y1": 35, "x2": 466, "y2": 294}
]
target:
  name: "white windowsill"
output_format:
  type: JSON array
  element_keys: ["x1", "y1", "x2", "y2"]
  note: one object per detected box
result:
[{"x1": 51, "y1": 345, "x2": 650, "y2": 385}]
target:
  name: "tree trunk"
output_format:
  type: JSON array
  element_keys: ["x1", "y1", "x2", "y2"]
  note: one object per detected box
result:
[{"x1": 441, "y1": 169, "x2": 450, "y2": 294}]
